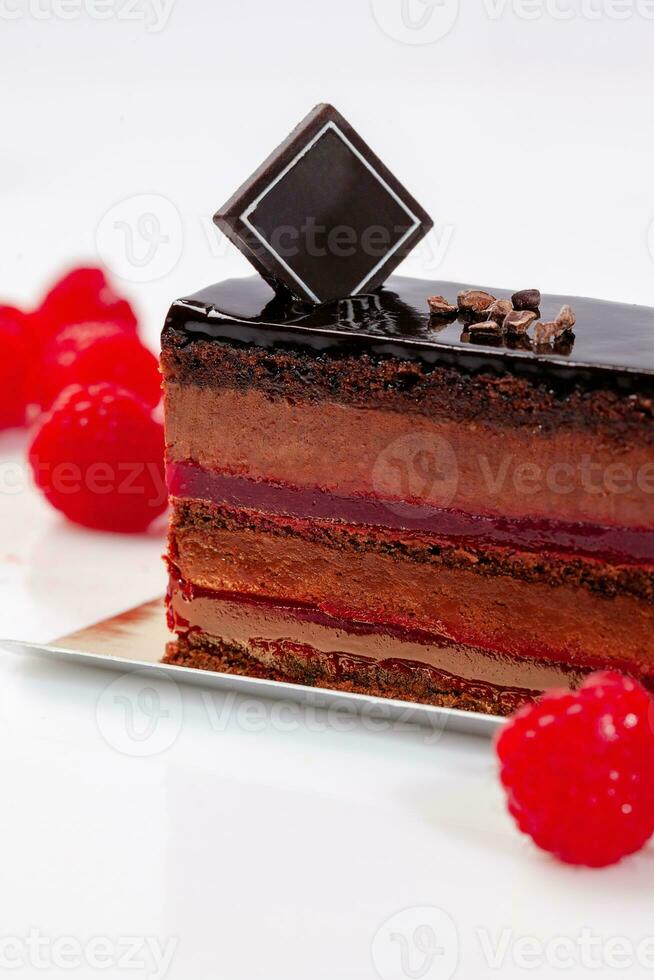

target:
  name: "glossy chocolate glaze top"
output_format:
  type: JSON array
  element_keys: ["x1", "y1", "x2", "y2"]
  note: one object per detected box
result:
[{"x1": 166, "y1": 274, "x2": 654, "y2": 394}]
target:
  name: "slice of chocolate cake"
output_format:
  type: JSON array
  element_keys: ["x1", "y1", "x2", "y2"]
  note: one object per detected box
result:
[
  {"x1": 161, "y1": 274, "x2": 654, "y2": 715},
  {"x1": 160, "y1": 104, "x2": 654, "y2": 715}
]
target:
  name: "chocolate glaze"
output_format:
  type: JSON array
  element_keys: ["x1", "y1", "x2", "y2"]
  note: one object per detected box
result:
[{"x1": 164, "y1": 274, "x2": 654, "y2": 395}]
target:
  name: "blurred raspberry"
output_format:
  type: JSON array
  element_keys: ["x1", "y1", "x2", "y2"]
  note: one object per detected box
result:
[
  {"x1": 29, "y1": 383, "x2": 167, "y2": 533},
  {"x1": 38, "y1": 321, "x2": 161, "y2": 409},
  {"x1": 35, "y1": 266, "x2": 137, "y2": 349},
  {"x1": 0, "y1": 305, "x2": 29, "y2": 428},
  {"x1": 496, "y1": 671, "x2": 654, "y2": 867}
]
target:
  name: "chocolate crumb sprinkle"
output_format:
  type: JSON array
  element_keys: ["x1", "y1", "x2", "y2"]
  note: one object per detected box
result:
[
  {"x1": 427, "y1": 295, "x2": 457, "y2": 317},
  {"x1": 512, "y1": 289, "x2": 541, "y2": 312},
  {"x1": 504, "y1": 309, "x2": 537, "y2": 335},
  {"x1": 486, "y1": 299, "x2": 513, "y2": 325},
  {"x1": 556, "y1": 304, "x2": 576, "y2": 330},
  {"x1": 534, "y1": 321, "x2": 569, "y2": 346},
  {"x1": 457, "y1": 290, "x2": 496, "y2": 321}
]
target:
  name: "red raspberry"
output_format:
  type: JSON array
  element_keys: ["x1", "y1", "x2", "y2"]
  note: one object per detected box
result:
[
  {"x1": 496, "y1": 672, "x2": 654, "y2": 867},
  {"x1": 29, "y1": 383, "x2": 167, "y2": 533},
  {"x1": 0, "y1": 305, "x2": 29, "y2": 428},
  {"x1": 38, "y1": 321, "x2": 161, "y2": 409},
  {"x1": 36, "y1": 266, "x2": 137, "y2": 348}
]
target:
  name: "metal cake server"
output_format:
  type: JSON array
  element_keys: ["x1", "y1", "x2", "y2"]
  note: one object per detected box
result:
[{"x1": 0, "y1": 599, "x2": 502, "y2": 738}]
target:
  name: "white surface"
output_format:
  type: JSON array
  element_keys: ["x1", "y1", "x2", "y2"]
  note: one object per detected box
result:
[
  {"x1": 3, "y1": 0, "x2": 654, "y2": 346},
  {"x1": 2, "y1": 2, "x2": 654, "y2": 978}
]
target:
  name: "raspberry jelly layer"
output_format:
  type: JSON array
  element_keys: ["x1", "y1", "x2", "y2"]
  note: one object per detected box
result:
[{"x1": 167, "y1": 462, "x2": 654, "y2": 565}]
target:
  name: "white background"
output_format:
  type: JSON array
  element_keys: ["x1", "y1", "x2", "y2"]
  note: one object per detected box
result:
[{"x1": 2, "y1": 1, "x2": 654, "y2": 978}]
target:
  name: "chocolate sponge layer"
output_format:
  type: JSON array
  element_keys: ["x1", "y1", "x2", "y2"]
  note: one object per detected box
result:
[
  {"x1": 161, "y1": 326, "x2": 654, "y2": 442},
  {"x1": 163, "y1": 630, "x2": 539, "y2": 718}
]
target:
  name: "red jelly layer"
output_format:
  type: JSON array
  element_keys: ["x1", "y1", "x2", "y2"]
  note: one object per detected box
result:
[{"x1": 167, "y1": 461, "x2": 654, "y2": 566}]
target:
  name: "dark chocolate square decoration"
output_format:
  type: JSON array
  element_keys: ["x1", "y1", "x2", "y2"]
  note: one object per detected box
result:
[{"x1": 214, "y1": 104, "x2": 433, "y2": 304}]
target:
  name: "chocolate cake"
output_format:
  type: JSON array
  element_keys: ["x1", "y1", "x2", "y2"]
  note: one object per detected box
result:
[
  {"x1": 161, "y1": 274, "x2": 654, "y2": 715},
  {"x1": 160, "y1": 105, "x2": 654, "y2": 715}
]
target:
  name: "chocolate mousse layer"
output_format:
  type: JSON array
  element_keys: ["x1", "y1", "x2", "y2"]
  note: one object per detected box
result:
[{"x1": 164, "y1": 383, "x2": 654, "y2": 538}]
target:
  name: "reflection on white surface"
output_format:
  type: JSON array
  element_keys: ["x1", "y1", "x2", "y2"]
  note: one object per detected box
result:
[{"x1": 0, "y1": 435, "x2": 165, "y2": 645}]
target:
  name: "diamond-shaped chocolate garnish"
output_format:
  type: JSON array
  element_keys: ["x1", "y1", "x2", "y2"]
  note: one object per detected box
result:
[{"x1": 213, "y1": 103, "x2": 433, "y2": 305}]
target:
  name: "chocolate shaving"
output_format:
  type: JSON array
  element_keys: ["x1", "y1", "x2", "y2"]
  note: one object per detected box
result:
[
  {"x1": 533, "y1": 321, "x2": 568, "y2": 346},
  {"x1": 504, "y1": 309, "x2": 537, "y2": 335},
  {"x1": 512, "y1": 288, "x2": 541, "y2": 312},
  {"x1": 534, "y1": 304, "x2": 577, "y2": 349},
  {"x1": 556, "y1": 304, "x2": 576, "y2": 330},
  {"x1": 457, "y1": 289, "x2": 496, "y2": 321},
  {"x1": 427, "y1": 295, "x2": 457, "y2": 317},
  {"x1": 486, "y1": 299, "x2": 513, "y2": 325}
]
